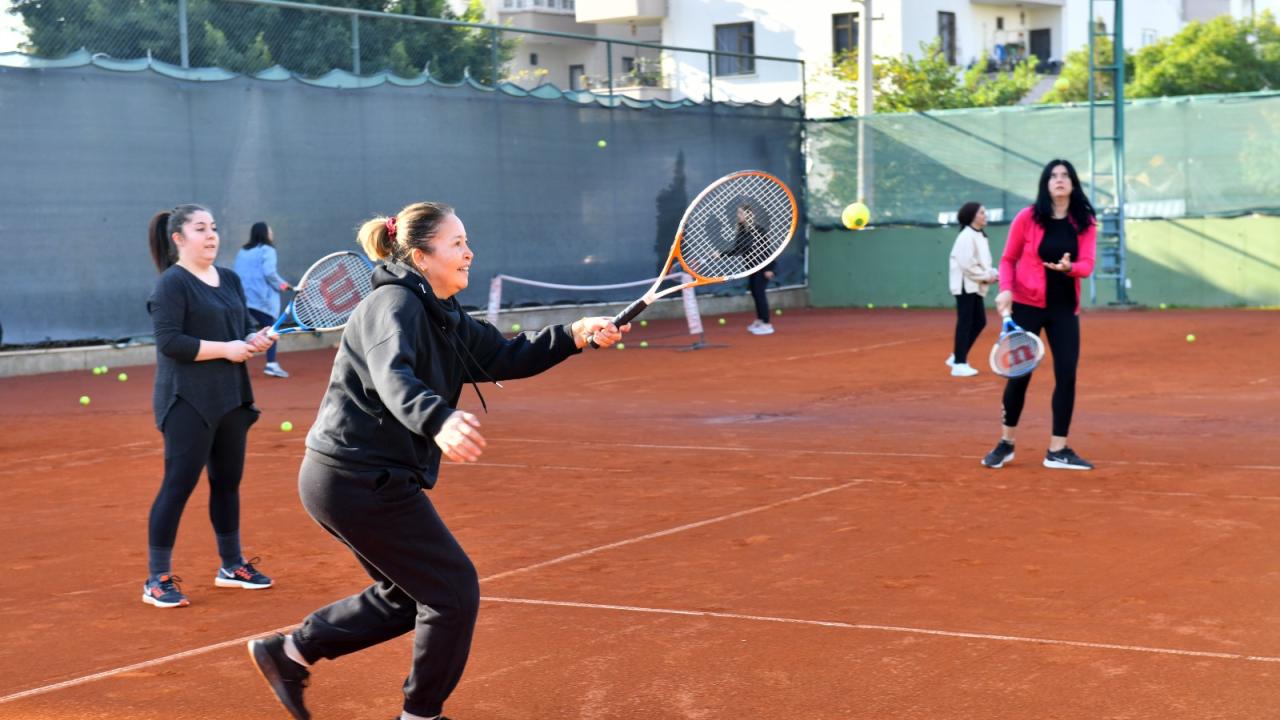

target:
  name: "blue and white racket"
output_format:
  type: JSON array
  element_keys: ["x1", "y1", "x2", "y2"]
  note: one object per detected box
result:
[
  {"x1": 989, "y1": 313, "x2": 1045, "y2": 378},
  {"x1": 269, "y1": 251, "x2": 374, "y2": 335}
]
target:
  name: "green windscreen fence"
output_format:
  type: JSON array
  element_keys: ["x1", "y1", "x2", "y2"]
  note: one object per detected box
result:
[{"x1": 808, "y1": 91, "x2": 1280, "y2": 228}]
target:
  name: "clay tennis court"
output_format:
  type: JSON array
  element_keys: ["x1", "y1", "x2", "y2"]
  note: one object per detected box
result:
[{"x1": 1, "y1": 307, "x2": 1277, "y2": 719}]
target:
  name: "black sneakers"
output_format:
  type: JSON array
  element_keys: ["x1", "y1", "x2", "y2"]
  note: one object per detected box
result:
[
  {"x1": 981, "y1": 440, "x2": 1016, "y2": 468},
  {"x1": 1044, "y1": 446, "x2": 1094, "y2": 470},
  {"x1": 249, "y1": 633, "x2": 311, "y2": 720}
]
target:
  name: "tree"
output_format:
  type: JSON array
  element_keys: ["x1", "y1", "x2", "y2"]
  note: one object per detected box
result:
[
  {"x1": 1042, "y1": 12, "x2": 1279, "y2": 104},
  {"x1": 1130, "y1": 12, "x2": 1279, "y2": 97},
  {"x1": 9, "y1": 0, "x2": 513, "y2": 81},
  {"x1": 822, "y1": 40, "x2": 1039, "y2": 115}
]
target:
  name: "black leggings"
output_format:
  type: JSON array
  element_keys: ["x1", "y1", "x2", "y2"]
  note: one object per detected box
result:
[
  {"x1": 748, "y1": 271, "x2": 770, "y2": 322},
  {"x1": 1001, "y1": 302, "x2": 1081, "y2": 437},
  {"x1": 952, "y1": 292, "x2": 987, "y2": 364},
  {"x1": 148, "y1": 398, "x2": 257, "y2": 549},
  {"x1": 294, "y1": 453, "x2": 479, "y2": 718}
]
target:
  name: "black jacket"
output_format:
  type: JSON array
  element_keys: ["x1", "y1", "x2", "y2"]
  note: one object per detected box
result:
[{"x1": 305, "y1": 261, "x2": 581, "y2": 488}]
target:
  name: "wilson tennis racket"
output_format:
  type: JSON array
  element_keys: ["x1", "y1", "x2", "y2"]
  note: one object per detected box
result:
[
  {"x1": 268, "y1": 251, "x2": 374, "y2": 335},
  {"x1": 989, "y1": 314, "x2": 1045, "y2": 378},
  {"x1": 590, "y1": 169, "x2": 797, "y2": 347}
]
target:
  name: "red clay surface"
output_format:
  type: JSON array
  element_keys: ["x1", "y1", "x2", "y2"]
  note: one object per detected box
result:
[{"x1": 0, "y1": 307, "x2": 1277, "y2": 719}]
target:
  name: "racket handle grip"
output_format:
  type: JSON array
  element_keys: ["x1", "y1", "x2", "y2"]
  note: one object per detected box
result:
[{"x1": 588, "y1": 299, "x2": 649, "y2": 349}]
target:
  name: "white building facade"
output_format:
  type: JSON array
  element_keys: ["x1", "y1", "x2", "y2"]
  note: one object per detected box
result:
[{"x1": 483, "y1": 0, "x2": 1262, "y2": 116}]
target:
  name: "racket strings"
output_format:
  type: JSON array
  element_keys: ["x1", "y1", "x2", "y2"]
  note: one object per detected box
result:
[
  {"x1": 995, "y1": 332, "x2": 1042, "y2": 375},
  {"x1": 679, "y1": 174, "x2": 794, "y2": 279},
  {"x1": 293, "y1": 254, "x2": 375, "y2": 330}
]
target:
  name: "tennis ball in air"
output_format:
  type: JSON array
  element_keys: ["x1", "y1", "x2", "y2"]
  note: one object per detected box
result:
[
  {"x1": 1186, "y1": 334, "x2": 1196, "y2": 343},
  {"x1": 79, "y1": 395, "x2": 90, "y2": 406},
  {"x1": 597, "y1": 139, "x2": 607, "y2": 148},
  {"x1": 615, "y1": 342, "x2": 626, "y2": 350},
  {"x1": 639, "y1": 340, "x2": 649, "y2": 348},
  {"x1": 510, "y1": 323, "x2": 522, "y2": 332},
  {"x1": 841, "y1": 201, "x2": 870, "y2": 230},
  {"x1": 280, "y1": 421, "x2": 294, "y2": 432},
  {"x1": 718, "y1": 317, "x2": 726, "y2": 325},
  {"x1": 117, "y1": 372, "x2": 128, "y2": 382}
]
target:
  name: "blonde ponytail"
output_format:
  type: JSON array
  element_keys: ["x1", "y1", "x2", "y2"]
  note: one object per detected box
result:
[{"x1": 358, "y1": 217, "x2": 395, "y2": 261}]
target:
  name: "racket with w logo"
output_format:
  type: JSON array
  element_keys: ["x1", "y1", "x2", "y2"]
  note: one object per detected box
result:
[
  {"x1": 988, "y1": 314, "x2": 1045, "y2": 378},
  {"x1": 269, "y1": 251, "x2": 374, "y2": 335},
  {"x1": 589, "y1": 169, "x2": 797, "y2": 347}
]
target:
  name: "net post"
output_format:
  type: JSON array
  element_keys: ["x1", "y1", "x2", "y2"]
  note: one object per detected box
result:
[{"x1": 486, "y1": 275, "x2": 502, "y2": 326}]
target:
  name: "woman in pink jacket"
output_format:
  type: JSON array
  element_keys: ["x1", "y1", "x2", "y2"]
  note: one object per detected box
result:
[{"x1": 982, "y1": 159, "x2": 1097, "y2": 471}]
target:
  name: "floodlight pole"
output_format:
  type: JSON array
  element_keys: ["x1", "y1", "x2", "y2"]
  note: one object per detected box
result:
[
  {"x1": 178, "y1": 0, "x2": 190, "y2": 68},
  {"x1": 854, "y1": 0, "x2": 873, "y2": 207}
]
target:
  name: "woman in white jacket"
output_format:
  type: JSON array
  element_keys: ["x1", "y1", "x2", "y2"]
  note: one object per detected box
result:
[{"x1": 947, "y1": 202, "x2": 999, "y2": 376}]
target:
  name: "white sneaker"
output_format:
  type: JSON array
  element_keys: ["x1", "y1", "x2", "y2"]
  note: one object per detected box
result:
[
  {"x1": 950, "y1": 363, "x2": 978, "y2": 377},
  {"x1": 264, "y1": 362, "x2": 290, "y2": 378},
  {"x1": 748, "y1": 322, "x2": 775, "y2": 335},
  {"x1": 746, "y1": 319, "x2": 763, "y2": 331},
  {"x1": 945, "y1": 354, "x2": 956, "y2": 367}
]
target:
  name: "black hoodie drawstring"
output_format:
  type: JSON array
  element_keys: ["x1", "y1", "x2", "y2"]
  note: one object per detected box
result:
[{"x1": 441, "y1": 328, "x2": 501, "y2": 414}]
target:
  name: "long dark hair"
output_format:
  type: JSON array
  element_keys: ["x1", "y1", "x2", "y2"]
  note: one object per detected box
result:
[
  {"x1": 148, "y1": 204, "x2": 210, "y2": 272},
  {"x1": 243, "y1": 221, "x2": 272, "y2": 250},
  {"x1": 957, "y1": 201, "x2": 986, "y2": 236},
  {"x1": 1033, "y1": 159, "x2": 1095, "y2": 232}
]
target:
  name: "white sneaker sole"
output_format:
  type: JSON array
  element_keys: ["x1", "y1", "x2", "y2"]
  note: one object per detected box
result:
[
  {"x1": 216, "y1": 576, "x2": 274, "y2": 589},
  {"x1": 142, "y1": 592, "x2": 189, "y2": 608},
  {"x1": 1043, "y1": 458, "x2": 1093, "y2": 470},
  {"x1": 982, "y1": 452, "x2": 1014, "y2": 469}
]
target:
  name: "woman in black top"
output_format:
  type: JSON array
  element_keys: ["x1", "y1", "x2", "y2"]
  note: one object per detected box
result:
[
  {"x1": 247, "y1": 202, "x2": 627, "y2": 720},
  {"x1": 143, "y1": 204, "x2": 276, "y2": 608},
  {"x1": 982, "y1": 160, "x2": 1098, "y2": 471}
]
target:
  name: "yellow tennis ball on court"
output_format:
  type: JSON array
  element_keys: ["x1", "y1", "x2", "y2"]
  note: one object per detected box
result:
[
  {"x1": 639, "y1": 319, "x2": 648, "y2": 327},
  {"x1": 510, "y1": 323, "x2": 521, "y2": 332},
  {"x1": 901, "y1": 303, "x2": 909, "y2": 309},
  {"x1": 101, "y1": 366, "x2": 109, "y2": 373},
  {"x1": 597, "y1": 139, "x2": 607, "y2": 148},
  {"x1": 1186, "y1": 333, "x2": 1196, "y2": 343},
  {"x1": 79, "y1": 395, "x2": 90, "y2": 406},
  {"x1": 1159, "y1": 303, "x2": 1168, "y2": 309},
  {"x1": 718, "y1": 317, "x2": 726, "y2": 325},
  {"x1": 775, "y1": 308, "x2": 782, "y2": 316},
  {"x1": 615, "y1": 342, "x2": 626, "y2": 350},
  {"x1": 91, "y1": 367, "x2": 101, "y2": 375},
  {"x1": 639, "y1": 340, "x2": 649, "y2": 348},
  {"x1": 841, "y1": 202, "x2": 870, "y2": 230},
  {"x1": 117, "y1": 373, "x2": 128, "y2": 382},
  {"x1": 866, "y1": 303, "x2": 875, "y2": 309},
  {"x1": 280, "y1": 421, "x2": 293, "y2": 432}
]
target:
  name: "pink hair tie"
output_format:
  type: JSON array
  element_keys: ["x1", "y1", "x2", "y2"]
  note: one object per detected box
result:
[{"x1": 385, "y1": 216, "x2": 397, "y2": 239}]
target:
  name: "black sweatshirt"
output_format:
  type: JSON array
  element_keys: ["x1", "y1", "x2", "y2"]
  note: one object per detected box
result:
[
  {"x1": 148, "y1": 265, "x2": 257, "y2": 430},
  {"x1": 305, "y1": 261, "x2": 582, "y2": 488}
]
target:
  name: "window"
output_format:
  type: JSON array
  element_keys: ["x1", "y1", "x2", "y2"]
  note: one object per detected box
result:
[
  {"x1": 938, "y1": 11, "x2": 956, "y2": 65},
  {"x1": 832, "y1": 13, "x2": 859, "y2": 56},
  {"x1": 622, "y1": 56, "x2": 635, "y2": 73},
  {"x1": 1141, "y1": 28, "x2": 1157, "y2": 46},
  {"x1": 714, "y1": 22, "x2": 755, "y2": 76},
  {"x1": 529, "y1": 53, "x2": 538, "y2": 66},
  {"x1": 996, "y1": 16, "x2": 1004, "y2": 31},
  {"x1": 569, "y1": 64, "x2": 585, "y2": 91}
]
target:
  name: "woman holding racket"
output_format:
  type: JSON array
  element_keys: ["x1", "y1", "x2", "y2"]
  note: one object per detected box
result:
[
  {"x1": 248, "y1": 201, "x2": 626, "y2": 720},
  {"x1": 143, "y1": 204, "x2": 276, "y2": 608},
  {"x1": 982, "y1": 160, "x2": 1097, "y2": 470},
  {"x1": 947, "y1": 202, "x2": 998, "y2": 376},
  {"x1": 234, "y1": 221, "x2": 293, "y2": 378}
]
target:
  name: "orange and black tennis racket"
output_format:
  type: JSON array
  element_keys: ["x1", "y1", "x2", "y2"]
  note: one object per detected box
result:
[{"x1": 590, "y1": 169, "x2": 797, "y2": 347}]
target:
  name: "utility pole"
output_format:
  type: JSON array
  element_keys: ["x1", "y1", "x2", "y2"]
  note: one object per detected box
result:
[{"x1": 854, "y1": 0, "x2": 873, "y2": 207}]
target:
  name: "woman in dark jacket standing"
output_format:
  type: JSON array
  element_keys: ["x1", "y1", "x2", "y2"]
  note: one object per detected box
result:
[
  {"x1": 144, "y1": 204, "x2": 276, "y2": 608},
  {"x1": 248, "y1": 202, "x2": 627, "y2": 720}
]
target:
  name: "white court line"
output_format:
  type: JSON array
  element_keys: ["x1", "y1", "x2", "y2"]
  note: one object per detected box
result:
[
  {"x1": 479, "y1": 480, "x2": 866, "y2": 583},
  {"x1": 482, "y1": 597, "x2": 1280, "y2": 664},
  {"x1": 3, "y1": 440, "x2": 154, "y2": 465},
  {"x1": 498, "y1": 437, "x2": 1280, "y2": 472},
  {"x1": 0, "y1": 625, "x2": 295, "y2": 704},
  {"x1": 0, "y1": 480, "x2": 862, "y2": 703}
]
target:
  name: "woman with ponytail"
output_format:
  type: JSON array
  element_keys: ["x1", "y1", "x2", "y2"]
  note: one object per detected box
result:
[
  {"x1": 248, "y1": 202, "x2": 628, "y2": 720},
  {"x1": 143, "y1": 205, "x2": 277, "y2": 609}
]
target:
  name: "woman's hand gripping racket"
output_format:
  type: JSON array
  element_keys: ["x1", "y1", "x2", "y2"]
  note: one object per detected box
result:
[
  {"x1": 588, "y1": 170, "x2": 798, "y2": 347},
  {"x1": 268, "y1": 251, "x2": 375, "y2": 337},
  {"x1": 989, "y1": 314, "x2": 1045, "y2": 378}
]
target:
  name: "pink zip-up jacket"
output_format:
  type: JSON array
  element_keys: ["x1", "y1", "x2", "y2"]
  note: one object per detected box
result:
[{"x1": 999, "y1": 206, "x2": 1097, "y2": 314}]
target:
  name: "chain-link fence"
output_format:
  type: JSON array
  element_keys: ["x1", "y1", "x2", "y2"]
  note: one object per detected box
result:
[{"x1": 2, "y1": 0, "x2": 805, "y2": 102}]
